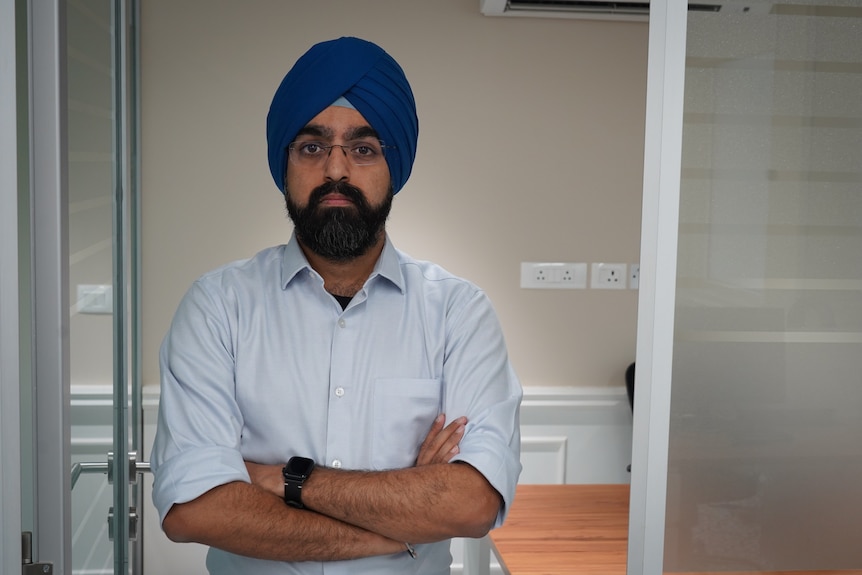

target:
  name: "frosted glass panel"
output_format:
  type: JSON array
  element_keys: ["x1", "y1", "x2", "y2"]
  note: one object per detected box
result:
[{"x1": 665, "y1": 1, "x2": 862, "y2": 571}]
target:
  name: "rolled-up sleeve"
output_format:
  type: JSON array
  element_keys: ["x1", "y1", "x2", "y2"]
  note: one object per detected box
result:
[
  {"x1": 150, "y1": 281, "x2": 250, "y2": 524},
  {"x1": 444, "y1": 290, "x2": 523, "y2": 528}
]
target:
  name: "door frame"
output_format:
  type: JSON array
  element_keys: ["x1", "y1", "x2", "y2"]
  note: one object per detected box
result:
[
  {"x1": 0, "y1": 0, "x2": 25, "y2": 570},
  {"x1": 626, "y1": 0, "x2": 688, "y2": 573},
  {"x1": 30, "y1": 0, "x2": 72, "y2": 571},
  {"x1": 0, "y1": 0, "x2": 71, "y2": 572}
]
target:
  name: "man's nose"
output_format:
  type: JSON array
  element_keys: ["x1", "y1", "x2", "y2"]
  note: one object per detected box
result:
[{"x1": 324, "y1": 145, "x2": 351, "y2": 181}]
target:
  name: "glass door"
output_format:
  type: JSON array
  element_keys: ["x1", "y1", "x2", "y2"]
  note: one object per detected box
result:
[
  {"x1": 629, "y1": 0, "x2": 862, "y2": 572},
  {"x1": 665, "y1": 1, "x2": 862, "y2": 570},
  {"x1": 67, "y1": 0, "x2": 144, "y2": 573},
  {"x1": 1, "y1": 1, "x2": 144, "y2": 573}
]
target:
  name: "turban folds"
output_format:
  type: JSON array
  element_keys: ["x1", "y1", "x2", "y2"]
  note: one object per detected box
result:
[{"x1": 266, "y1": 37, "x2": 418, "y2": 195}]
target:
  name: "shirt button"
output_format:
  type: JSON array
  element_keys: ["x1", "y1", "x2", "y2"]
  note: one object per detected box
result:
[
  {"x1": 331, "y1": 459, "x2": 342, "y2": 468},
  {"x1": 338, "y1": 319, "x2": 346, "y2": 328},
  {"x1": 335, "y1": 387, "x2": 345, "y2": 398}
]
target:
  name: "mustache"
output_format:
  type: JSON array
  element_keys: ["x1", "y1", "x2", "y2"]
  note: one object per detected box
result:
[{"x1": 308, "y1": 181, "x2": 367, "y2": 208}]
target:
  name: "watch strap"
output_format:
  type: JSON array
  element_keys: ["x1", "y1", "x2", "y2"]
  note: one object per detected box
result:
[
  {"x1": 282, "y1": 456, "x2": 315, "y2": 509},
  {"x1": 283, "y1": 477, "x2": 304, "y2": 509}
]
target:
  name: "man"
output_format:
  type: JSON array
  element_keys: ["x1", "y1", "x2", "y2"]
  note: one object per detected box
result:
[{"x1": 151, "y1": 36, "x2": 522, "y2": 574}]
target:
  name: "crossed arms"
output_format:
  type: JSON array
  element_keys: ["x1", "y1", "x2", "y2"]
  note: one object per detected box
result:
[{"x1": 161, "y1": 415, "x2": 503, "y2": 562}]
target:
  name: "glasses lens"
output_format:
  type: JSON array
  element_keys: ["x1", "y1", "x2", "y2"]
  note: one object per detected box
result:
[
  {"x1": 349, "y1": 141, "x2": 384, "y2": 166},
  {"x1": 288, "y1": 141, "x2": 327, "y2": 166}
]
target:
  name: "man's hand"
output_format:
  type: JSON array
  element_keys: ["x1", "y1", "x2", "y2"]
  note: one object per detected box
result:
[
  {"x1": 415, "y1": 414, "x2": 466, "y2": 466},
  {"x1": 246, "y1": 460, "x2": 282, "y2": 496}
]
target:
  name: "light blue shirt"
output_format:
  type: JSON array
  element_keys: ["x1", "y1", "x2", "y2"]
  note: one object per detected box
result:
[{"x1": 151, "y1": 234, "x2": 522, "y2": 575}]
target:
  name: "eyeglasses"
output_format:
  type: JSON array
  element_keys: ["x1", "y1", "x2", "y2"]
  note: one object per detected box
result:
[{"x1": 287, "y1": 139, "x2": 394, "y2": 167}]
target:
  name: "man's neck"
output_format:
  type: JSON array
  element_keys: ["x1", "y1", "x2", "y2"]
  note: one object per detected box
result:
[{"x1": 299, "y1": 235, "x2": 386, "y2": 298}]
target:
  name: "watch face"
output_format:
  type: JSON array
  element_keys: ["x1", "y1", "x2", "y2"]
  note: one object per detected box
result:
[{"x1": 285, "y1": 457, "x2": 314, "y2": 479}]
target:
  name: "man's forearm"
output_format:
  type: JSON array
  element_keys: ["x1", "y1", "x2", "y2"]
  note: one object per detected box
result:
[
  {"x1": 243, "y1": 416, "x2": 500, "y2": 544},
  {"x1": 162, "y1": 480, "x2": 405, "y2": 561},
  {"x1": 302, "y1": 463, "x2": 501, "y2": 543}
]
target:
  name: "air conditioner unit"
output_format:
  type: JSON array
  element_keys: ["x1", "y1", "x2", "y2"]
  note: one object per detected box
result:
[
  {"x1": 479, "y1": 0, "x2": 650, "y2": 22},
  {"x1": 480, "y1": 0, "x2": 752, "y2": 21}
]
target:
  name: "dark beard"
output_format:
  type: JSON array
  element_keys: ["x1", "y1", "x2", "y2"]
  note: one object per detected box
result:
[{"x1": 285, "y1": 181, "x2": 393, "y2": 262}]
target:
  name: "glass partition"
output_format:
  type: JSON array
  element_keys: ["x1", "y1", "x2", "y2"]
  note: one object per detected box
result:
[
  {"x1": 67, "y1": 0, "x2": 118, "y2": 571},
  {"x1": 67, "y1": 0, "x2": 141, "y2": 572},
  {"x1": 666, "y1": 1, "x2": 862, "y2": 571}
]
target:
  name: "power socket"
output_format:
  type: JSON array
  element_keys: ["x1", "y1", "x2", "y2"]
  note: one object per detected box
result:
[
  {"x1": 76, "y1": 284, "x2": 113, "y2": 313},
  {"x1": 520, "y1": 262, "x2": 587, "y2": 289},
  {"x1": 590, "y1": 263, "x2": 627, "y2": 290}
]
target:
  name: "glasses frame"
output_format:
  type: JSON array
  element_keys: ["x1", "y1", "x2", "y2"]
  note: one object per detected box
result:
[{"x1": 286, "y1": 139, "x2": 395, "y2": 168}]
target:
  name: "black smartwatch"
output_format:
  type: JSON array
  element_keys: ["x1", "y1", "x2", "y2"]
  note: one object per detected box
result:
[{"x1": 282, "y1": 456, "x2": 315, "y2": 509}]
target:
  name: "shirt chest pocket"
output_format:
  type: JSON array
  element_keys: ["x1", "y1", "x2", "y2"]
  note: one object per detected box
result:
[{"x1": 371, "y1": 378, "x2": 442, "y2": 470}]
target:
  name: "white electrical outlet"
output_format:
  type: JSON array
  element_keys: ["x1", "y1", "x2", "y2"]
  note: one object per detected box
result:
[
  {"x1": 77, "y1": 284, "x2": 113, "y2": 314},
  {"x1": 590, "y1": 263, "x2": 627, "y2": 289},
  {"x1": 520, "y1": 262, "x2": 587, "y2": 289}
]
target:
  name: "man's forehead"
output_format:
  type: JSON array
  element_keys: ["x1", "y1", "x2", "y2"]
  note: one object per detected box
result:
[{"x1": 297, "y1": 107, "x2": 379, "y2": 140}]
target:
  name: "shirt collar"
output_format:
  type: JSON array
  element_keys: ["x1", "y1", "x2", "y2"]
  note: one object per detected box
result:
[{"x1": 281, "y1": 232, "x2": 405, "y2": 294}]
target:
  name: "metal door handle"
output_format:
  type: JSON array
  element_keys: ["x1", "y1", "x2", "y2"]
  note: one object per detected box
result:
[{"x1": 71, "y1": 451, "x2": 151, "y2": 489}]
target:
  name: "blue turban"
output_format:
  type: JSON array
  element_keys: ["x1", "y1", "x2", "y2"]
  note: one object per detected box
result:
[{"x1": 266, "y1": 37, "x2": 418, "y2": 195}]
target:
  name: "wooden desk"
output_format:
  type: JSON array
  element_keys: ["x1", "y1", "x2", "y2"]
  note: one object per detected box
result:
[
  {"x1": 490, "y1": 484, "x2": 630, "y2": 575},
  {"x1": 489, "y1": 484, "x2": 862, "y2": 575}
]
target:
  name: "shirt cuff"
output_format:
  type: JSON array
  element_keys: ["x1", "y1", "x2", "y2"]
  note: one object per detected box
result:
[
  {"x1": 450, "y1": 437, "x2": 521, "y2": 528},
  {"x1": 152, "y1": 445, "x2": 250, "y2": 525}
]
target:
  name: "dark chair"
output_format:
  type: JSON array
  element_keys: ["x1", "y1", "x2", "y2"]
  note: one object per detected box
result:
[
  {"x1": 625, "y1": 362, "x2": 635, "y2": 412},
  {"x1": 625, "y1": 362, "x2": 635, "y2": 472}
]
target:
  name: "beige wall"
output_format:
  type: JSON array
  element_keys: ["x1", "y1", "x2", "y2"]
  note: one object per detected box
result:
[{"x1": 140, "y1": 0, "x2": 648, "y2": 389}]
